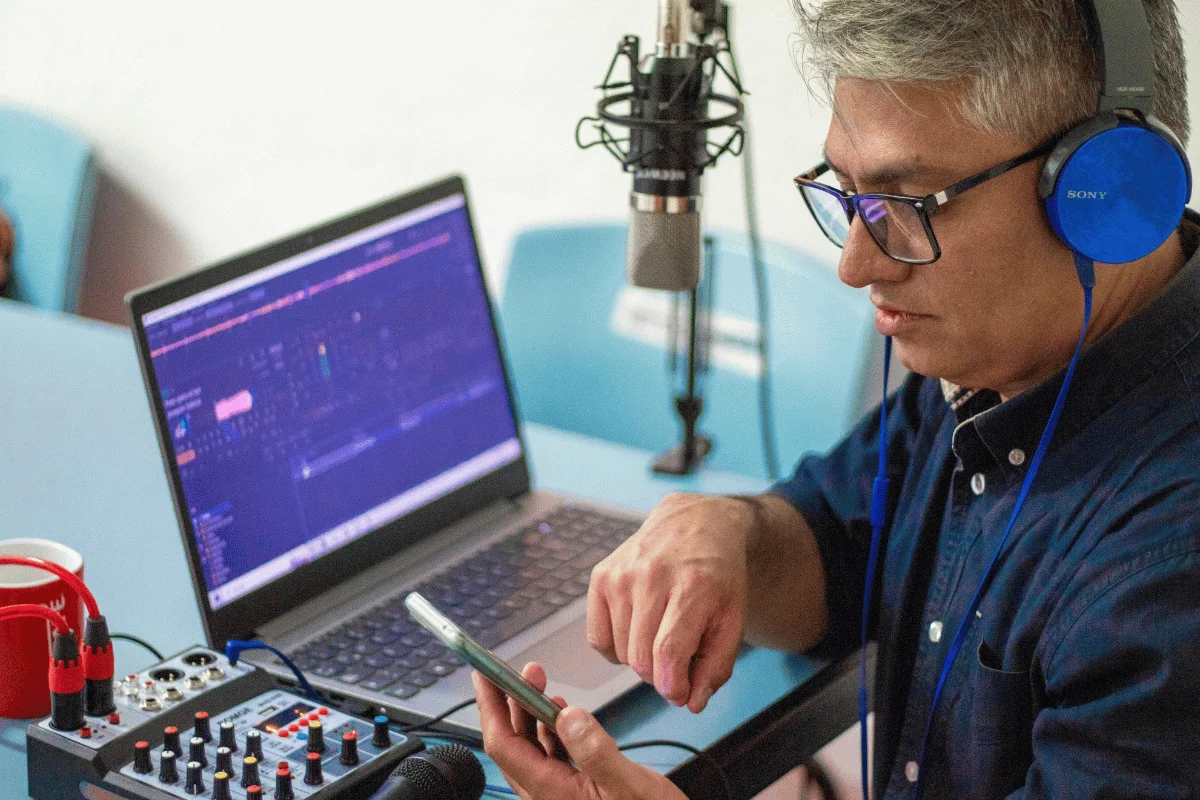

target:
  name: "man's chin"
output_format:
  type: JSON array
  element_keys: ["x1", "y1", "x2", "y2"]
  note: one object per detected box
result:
[{"x1": 888, "y1": 338, "x2": 955, "y2": 384}]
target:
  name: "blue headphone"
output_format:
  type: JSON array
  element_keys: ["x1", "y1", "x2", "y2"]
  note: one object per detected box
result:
[{"x1": 1039, "y1": 0, "x2": 1192, "y2": 265}]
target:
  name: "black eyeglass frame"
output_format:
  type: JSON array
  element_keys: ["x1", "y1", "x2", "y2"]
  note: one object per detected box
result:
[{"x1": 794, "y1": 137, "x2": 1059, "y2": 264}]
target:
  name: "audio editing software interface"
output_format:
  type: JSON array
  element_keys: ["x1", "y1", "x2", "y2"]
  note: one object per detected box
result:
[{"x1": 142, "y1": 196, "x2": 521, "y2": 610}]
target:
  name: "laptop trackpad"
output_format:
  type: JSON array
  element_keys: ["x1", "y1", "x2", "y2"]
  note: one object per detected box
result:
[{"x1": 512, "y1": 622, "x2": 628, "y2": 690}]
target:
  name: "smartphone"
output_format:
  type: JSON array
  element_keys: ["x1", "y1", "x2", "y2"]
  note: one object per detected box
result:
[{"x1": 404, "y1": 591, "x2": 562, "y2": 727}]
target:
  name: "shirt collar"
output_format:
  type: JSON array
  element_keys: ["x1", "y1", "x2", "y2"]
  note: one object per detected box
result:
[{"x1": 947, "y1": 208, "x2": 1200, "y2": 473}]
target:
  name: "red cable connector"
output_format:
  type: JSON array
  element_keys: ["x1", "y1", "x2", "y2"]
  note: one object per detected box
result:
[{"x1": 0, "y1": 604, "x2": 85, "y2": 730}]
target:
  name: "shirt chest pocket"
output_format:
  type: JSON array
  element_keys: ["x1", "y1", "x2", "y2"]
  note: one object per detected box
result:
[{"x1": 948, "y1": 641, "x2": 1035, "y2": 800}]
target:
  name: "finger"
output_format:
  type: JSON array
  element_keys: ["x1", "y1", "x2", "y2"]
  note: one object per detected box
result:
[
  {"x1": 607, "y1": 588, "x2": 633, "y2": 665},
  {"x1": 474, "y1": 670, "x2": 540, "y2": 759},
  {"x1": 474, "y1": 671, "x2": 570, "y2": 796},
  {"x1": 537, "y1": 719, "x2": 569, "y2": 762},
  {"x1": 541, "y1": 694, "x2": 571, "y2": 760},
  {"x1": 556, "y1": 706, "x2": 655, "y2": 795},
  {"x1": 626, "y1": 579, "x2": 669, "y2": 684},
  {"x1": 509, "y1": 695, "x2": 535, "y2": 740},
  {"x1": 522, "y1": 661, "x2": 549, "y2": 692},
  {"x1": 586, "y1": 572, "x2": 618, "y2": 663},
  {"x1": 509, "y1": 662, "x2": 548, "y2": 740},
  {"x1": 652, "y1": 586, "x2": 715, "y2": 705},
  {"x1": 686, "y1": 608, "x2": 743, "y2": 713}
]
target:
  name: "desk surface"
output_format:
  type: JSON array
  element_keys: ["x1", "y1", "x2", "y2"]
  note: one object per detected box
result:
[{"x1": 0, "y1": 300, "x2": 856, "y2": 799}]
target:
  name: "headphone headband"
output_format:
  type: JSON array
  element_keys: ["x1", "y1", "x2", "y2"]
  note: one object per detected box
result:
[{"x1": 1084, "y1": 0, "x2": 1155, "y2": 116}]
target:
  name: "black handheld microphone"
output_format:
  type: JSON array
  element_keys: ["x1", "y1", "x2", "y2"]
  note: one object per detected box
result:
[
  {"x1": 577, "y1": 0, "x2": 745, "y2": 291},
  {"x1": 367, "y1": 743, "x2": 486, "y2": 800}
]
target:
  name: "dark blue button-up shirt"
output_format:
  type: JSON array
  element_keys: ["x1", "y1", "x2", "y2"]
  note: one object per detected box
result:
[{"x1": 773, "y1": 213, "x2": 1200, "y2": 799}]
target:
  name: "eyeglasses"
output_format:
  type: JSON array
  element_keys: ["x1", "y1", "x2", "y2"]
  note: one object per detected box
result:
[{"x1": 794, "y1": 137, "x2": 1058, "y2": 264}]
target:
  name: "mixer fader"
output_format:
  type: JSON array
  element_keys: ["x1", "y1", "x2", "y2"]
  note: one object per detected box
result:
[{"x1": 26, "y1": 646, "x2": 423, "y2": 800}]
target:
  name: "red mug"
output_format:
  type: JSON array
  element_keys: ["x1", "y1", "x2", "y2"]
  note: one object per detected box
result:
[{"x1": 0, "y1": 538, "x2": 86, "y2": 719}]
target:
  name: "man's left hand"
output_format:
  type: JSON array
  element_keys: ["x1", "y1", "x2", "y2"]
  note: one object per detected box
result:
[{"x1": 473, "y1": 663, "x2": 688, "y2": 800}]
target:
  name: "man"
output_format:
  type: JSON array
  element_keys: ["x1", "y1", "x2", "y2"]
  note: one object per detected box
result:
[{"x1": 474, "y1": 1, "x2": 1200, "y2": 797}]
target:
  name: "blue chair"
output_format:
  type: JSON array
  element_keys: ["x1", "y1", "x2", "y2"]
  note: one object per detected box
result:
[
  {"x1": 0, "y1": 105, "x2": 97, "y2": 312},
  {"x1": 499, "y1": 224, "x2": 881, "y2": 480}
]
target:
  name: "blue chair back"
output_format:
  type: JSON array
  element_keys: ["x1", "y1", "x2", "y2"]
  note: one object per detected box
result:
[
  {"x1": 0, "y1": 105, "x2": 96, "y2": 312},
  {"x1": 499, "y1": 224, "x2": 880, "y2": 480}
]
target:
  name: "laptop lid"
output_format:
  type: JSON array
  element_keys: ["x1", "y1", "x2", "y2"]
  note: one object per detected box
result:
[{"x1": 127, "y1": 176, "x2": 531, "y2": 648}]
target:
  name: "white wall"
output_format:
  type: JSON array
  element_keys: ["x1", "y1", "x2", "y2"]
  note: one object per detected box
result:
[{"x1": 2, "y1": 0, "x2": 1199, "y2": 324}]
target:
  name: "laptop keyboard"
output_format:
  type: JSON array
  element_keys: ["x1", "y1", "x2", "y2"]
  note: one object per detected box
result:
[{"x1": 288, "y1": 503, "x2": 640, "y2": 702}]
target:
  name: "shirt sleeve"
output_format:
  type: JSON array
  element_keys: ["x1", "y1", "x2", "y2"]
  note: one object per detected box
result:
[
  {"x1": 1012, "y1": 539, "x2": 1200, "y2": 799},
  {"x1": 769, "y1": 372, "x2": 933, "y2": 659}
]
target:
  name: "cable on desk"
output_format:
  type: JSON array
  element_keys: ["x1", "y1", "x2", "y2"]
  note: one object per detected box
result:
[
  {"x1": 110, "y1": 632, "x2": 164, "y2": 661},
  {"x1": 619, "y1": 739, "x2": 733, "y2": 800},
  {"x1": 400, "y1": 697, "x2": 477, "y2": 733}
]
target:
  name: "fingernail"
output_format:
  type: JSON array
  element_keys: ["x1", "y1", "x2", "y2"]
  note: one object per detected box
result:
[
  {"x1": 634, "y1": 665, "x2": 651, "y2": 682},
  {"x1": 560, "y1": 707, "x2": 589, "y2": 741},
  {"x1": 696, "y1": 685, "x2": 713, "y2": 711}
]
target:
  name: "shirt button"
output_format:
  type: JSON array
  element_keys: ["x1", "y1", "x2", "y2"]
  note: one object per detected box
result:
[
  {"x1": 970, "y1": 472, "x2": 986, "y2": 495},
  {"x1": 1008, "y1": 448, "x2": 1026, "y2": 466},
  {"x1": 928, "y1": 620, "x2": 943, "y2": 643},
  {"x1": 906, "y1": 761, "x2": 920, "y2": 783}
]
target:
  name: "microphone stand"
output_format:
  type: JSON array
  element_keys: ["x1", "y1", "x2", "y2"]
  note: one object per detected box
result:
[{"x1": 653, "y1": 235, "x2": 715, "y2": 475}]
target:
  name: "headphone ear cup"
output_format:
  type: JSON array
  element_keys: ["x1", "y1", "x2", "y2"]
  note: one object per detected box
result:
[{"x1": 1041, "y1": 116, "x2": 1190, "y2": 264}]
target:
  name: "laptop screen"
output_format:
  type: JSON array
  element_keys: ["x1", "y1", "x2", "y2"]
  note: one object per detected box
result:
[{"x1": 139, "y1": 193, "x2": 521, "y2": 610}]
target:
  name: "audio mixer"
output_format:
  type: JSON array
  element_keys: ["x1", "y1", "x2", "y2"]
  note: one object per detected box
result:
[{"x1": 26, "y1": 646, "x2": 423, "y2": 799}]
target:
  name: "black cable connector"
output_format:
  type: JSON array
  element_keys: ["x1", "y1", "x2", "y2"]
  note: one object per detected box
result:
[
  {"x1": 49, "y1": 630, "x2": 85, "y2": 732},
  {"x1": 82, "y1": 614, "x2": 116, "y2": 717}
]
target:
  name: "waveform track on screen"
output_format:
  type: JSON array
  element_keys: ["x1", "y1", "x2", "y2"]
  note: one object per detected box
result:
[{"x1": 150, "y1": 232, "x2": 452, "y2": 358}]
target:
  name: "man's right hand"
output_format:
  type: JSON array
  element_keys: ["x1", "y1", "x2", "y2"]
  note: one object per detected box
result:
[{"x1": 586, "y1": 493, "x2": 757, "y2": 713}]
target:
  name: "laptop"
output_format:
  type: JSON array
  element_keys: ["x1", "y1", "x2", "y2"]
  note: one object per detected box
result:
[{"x1": 127, "y1": 175, "x2": 643, "y2": 736}]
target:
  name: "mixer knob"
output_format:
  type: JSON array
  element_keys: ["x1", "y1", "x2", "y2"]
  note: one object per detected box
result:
[
  {"x1": 218, "y1": 720, "x2": 237, "y2": 752},
  {"x1": 306, "y1": 719, "x2": 325, "y2": 753},
  {"x1": 158, "y1": 750, "x2": 179, "y2": 784},
  {"x1": 185, "y1": 761, "x2": 206, "y2": 795},
  {"x1": 304, "y1": 751, "x2": 324, "y2": 785},
  {"x1": 275, "y1": 763, "x2": 295, "y2": 800},
  {"x1": 244, "y1": 728, "x2": 264, "y2": 760},
  {"x1": 133, "y1": 741, "x2": 153, "y2": 774},
  {"x1": 163, "y1": 725, "x2": 182, "y2": 755},
  {"x1": 194, "y1": 711, "x2": 212, "y2": 743},
  {"x1": 240, "y1": 756, "x2": 260, "y2": 789},
  {"x1": 245, "y1": 786, "x2": 263, "y2": 800},
  {"x1": 339, "y1": 730, "x2": 360, "y2": 766},
  {"x1": 211, "y1": 770, "x2": 232, "y2": 800},
  {"x1": 215, "y1": 746, "x2": 234, "y2": 778},
  {"x1": 372, "y1": 714, "x2": 392, "y2": 748},
  {"x1": 189, "y1": 736, "x2": 208, "y2": 769}
]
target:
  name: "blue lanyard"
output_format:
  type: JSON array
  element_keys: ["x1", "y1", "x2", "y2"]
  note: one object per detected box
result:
[
  {"x1": 860, "y1": 254, "x2": 1095, "y2": 800},
  {"x1": 860, "y1": 334, "x2": 893, "y2": 800}
]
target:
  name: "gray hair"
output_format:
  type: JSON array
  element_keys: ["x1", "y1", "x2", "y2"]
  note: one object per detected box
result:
[{"x1": 791, "y1": 0, "x2": 1189, "y2": 146}]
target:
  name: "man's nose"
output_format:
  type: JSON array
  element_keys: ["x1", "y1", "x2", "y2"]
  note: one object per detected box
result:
[{"x1": 837, "y1": 220, "x2": 911, "y2": 289}]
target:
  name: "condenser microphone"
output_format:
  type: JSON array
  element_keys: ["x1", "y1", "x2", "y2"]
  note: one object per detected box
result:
[
  {"x1": 627, "y1": 0, "x2": 707, "y2": 291},
  {"x1": 578, "y1": 0, "x2": 745, "y2": 291},
  {"x1": 367, "y1": 743, "x2": 486, "y2": 800}
]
